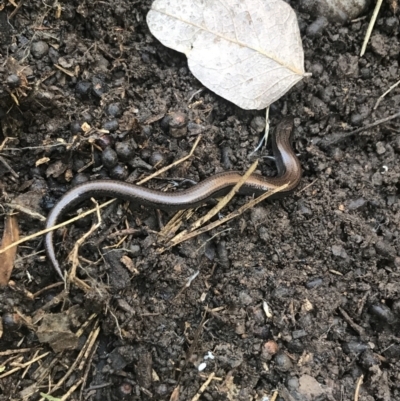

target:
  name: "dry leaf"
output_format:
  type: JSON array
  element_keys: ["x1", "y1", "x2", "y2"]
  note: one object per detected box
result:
[
  {"x1": 0, "y1": 215, "x2": 20, "y2": 286},
  {"x1": 147, "y1": 0, "x2": 306, "y2": 110}
]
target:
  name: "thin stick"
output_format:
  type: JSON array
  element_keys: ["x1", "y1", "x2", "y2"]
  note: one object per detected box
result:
[
  {"x1": 191, "y1": 372, "x2": 216, "y2": 401},
  {"x1": 171, "y1": 160, "x2": 258, "y2": 242},
  {"x1": 0, "y1": 199, "x2": 116, "y2": 256},
  {"x1": 166, "y1": 182, "x2": 288, "y2": 249},
  {"x1": 360, "y1": 0, "x2": 383, "y2": 57},
  {"x1": 354, "y1": 374, "x2": 364, "y2": 401},
  {"x1": 374, "y1": 78, "x2": 400, "y2": 110},
  {"x1": 319, "y1": 110, "x2": 400, "y2": 149}
]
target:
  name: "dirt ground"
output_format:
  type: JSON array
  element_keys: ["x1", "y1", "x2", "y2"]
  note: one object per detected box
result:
[{"x1": 0, "y1": 1, "x2": 400, "y2": 400}]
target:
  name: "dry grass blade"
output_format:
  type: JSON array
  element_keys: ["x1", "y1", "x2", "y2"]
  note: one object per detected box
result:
[
  {"x1": 0, "y1": 215, "x2": 20, "y2": 286},
  {"x1": 0, "y1": 199, "x2": 115, "y2": 257},
  {"x1": 191, "y1": 372, "x2": 216, "y2": 401},
  {"x1": 166, "y1": 181, "x2": 289, "y2": 249},
  {"x1": 163, "y1": 161, "x2": 258, "y2": 249},
  {"x1": 360, "y1": 0, "x2": 383, "y2": 57}
]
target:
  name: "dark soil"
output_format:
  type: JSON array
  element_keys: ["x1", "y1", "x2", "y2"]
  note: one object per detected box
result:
[{"x1": 1, "y1": 1, "x2": 400, "y2": 400}]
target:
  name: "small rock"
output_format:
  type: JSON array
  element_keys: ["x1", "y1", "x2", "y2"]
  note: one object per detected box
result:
[
  {"x1": 238, "y1": 291, "x2": 253, "y2": 306},
  {"x1": 274, "y1": 352, "x2": 293, "y2": 372},
  {"x1": 107, "y1": 102, "x2": 122, "y2": 117},
  {"x1": 6, "y1": 74, "x2": 20, "y2": 88},
  {"x1": 371, "y1": 171, "x2": 383, "y2": 186},
  {"x1": 369, "y1": 304, "x2": 396, "y2": 324},
  {"x1": 376, "y1": 142, "x2": 386, "y2": 155},
  {"x1": 360, "y1": 350, "x2": 380, "y2": 369},
  {"x1": 342, "y1": 341, "x2": 368, "y2": 354},
  {"x1": 250, "y1": 116, "x2": 266, "y2": 133},
  {"x1": 375, "y1": 240, "x2": 396, "y2": 260},
  {"x1": 348, "y1": 198, "x2": 366, "y2": 210},
  {"x1": 115, "y1": 141, "x2": 135, "y2": 162},
  {"x1": 168, "y1": 112, "x2": 188, "y2": 138},
  {"x1": 331, "y1": 244, "x2": 348, "y2": 259},
  {"x1": 75, "y1": 81, "x2": 92, "y2": 96},
  {"x1": 292, "y1": 329, "x2": 307, "y2": 339},
  {"x1": 102, "y1": 147, "x2": 118, "y2": 169},
  {"x1": 305, "y1": 278, "x2": 323, "y2": 289},
  {"x1": 370, "y1": 33, "x2": 387, "y2": 57},
  {"x1": 102, "y1": 120, "x2": 119, "y2": 132},
  {"x1": 298, "y1": 374, "x2": 324, "y2": 400},
  {"x1": 31, "y1": 40, "x2": 49, "y2": 58},
  {"x1": 149, "y1": 151, "x2": 165, "y2": 167},
  {"x1": 306, "y1": 16, "x2": 328, "y2": 37},
  {"x1": 110, "y1": 164, "x2": 129, "y2": 180},
  {"x1": 300, "y1": 0, "x2": 371, "y2": 23}
]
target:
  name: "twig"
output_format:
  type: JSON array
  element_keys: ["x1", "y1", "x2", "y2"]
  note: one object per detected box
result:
[
  {"x1": 338, "y1": 307, "x2": 365, "y2": 338},
  {"x1": 318, "y1": 111, "x2": 400, "y2": 149},
  {"x1": 68, "y1": 199, "x2": 103, "y2": 290},
  {"x1": 360, "y1": 0, "x2": 383, "y2": 57},
  {"x1": 165, "y1": 182, "x2": 288, "y2": 249},
  {"x1": 191, "y1": 372, "x2": 216, "y2": 401},
  {"x1": 164, "y1": 161, "x2": 259, "y2": 247},
  {"x1": 374, "y1": 78, "x2": 400, "y2": 109},
  {"x1": 354, "y1": 374, "x2": 364, "y2": 401},
  {"x1": 0, "y1": 199, "x2": 116, "y2": 256}
]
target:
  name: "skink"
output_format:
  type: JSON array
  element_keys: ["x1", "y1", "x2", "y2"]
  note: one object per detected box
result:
[{"x1": 45, "y1": 117, "x2": 302, "y2": 280}]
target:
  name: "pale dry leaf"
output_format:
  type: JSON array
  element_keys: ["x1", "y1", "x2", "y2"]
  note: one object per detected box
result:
[
  {"x1": 0, "y1": 215, "x2": 20, "y2": 286},
  {"x1": 147, "y1": 0, "x2": 306, "y2": 110}
]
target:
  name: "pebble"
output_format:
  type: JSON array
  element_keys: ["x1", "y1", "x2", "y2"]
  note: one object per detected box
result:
[
  {"x1": 149, "y1": 151, "x2": 165, "y2": 167},
  {"x1": 305, "y1": 278, "x2": 323, "y2": 289},
  {"x1": 250, "y1": 116, "x2": 266, "y2": 133},
  {"x1": 374, "y1": 240, "x2": 396, "y2": 260},
  {"x1": 6, "y1": 74, "x2": 21, "y2": 88},
  {"x1": 102, "y1": 147, "x2": 118, "y2": 169},
  {"x1": 70, "y1": 121, "x2": 83, "y2": 134},
  {"x1": 300, "y1": 0, "x2": 370, "y2": 23},
  {"x1": 292, "y1": 329, "x2": 307, "y2": 339},
  {"x1": 371, "y1": 171, "x2": 382, "y2": 186},
  {"x1": 274, "y1": 352, "x2": 293, "y2": 371},
  {"x1": 309, "y1": 62, "x2": 324, "y2": 77},
  {"x1": 75, "y1": 81, "x2": 92, "y2": 97},
  {"x1": 287, "y1": 340, "x2": 305, "y2": 354},
  {"x1": 115, "y1": 141, "x2": 135, "y2": 162},
  {"x1": 106, "y1": 102, "x2": 122, "y2": 117},
  {"x1": 102, "y1": 119, "x2": 119, "y2": 132},
  {"x1": 31, "y1": 40, "x2": 49, "y2": 58},
  {"x1": 298, "y1": 374, "x2": 324, "y2": 399},
  {"x1": 238, "y1": 291, "x2": 253, "y2": 306},
  {"x1": 168, "y1": 112, "x2": 188, "y2": 138},
  {"x1": 287, "y1": 376, "x2": 299, "y2": 391},
  {"x1": 306, "y1": 16, "x2": 328, "y2": 37},
  {"x1": 369, "y1": 304, "x2": 396, "y2": 324},
  {"x1": 129, "y1": 244, "x2": 141, "y2": 256},
  {"x1": 360, "y1": 350, "x2": 379, "y2": 369},
  {"x1": 71, "y1": 173, "x2": 90, "y2": 186},
  {"x1": 110, "y1": 164, "x2": 129, "y2": 180},
  {"x1": 128, "y1": 157, "x2": 153, "y2": 170},
  {"x1": 348, "y1": 198, "x2": 366, "y2": 210},
  {"x1": 331, "y1": 244, "x2": 348, "y2": 259},
  {"x1": 375, "y1": 142, "x2": 386, "y2": 155},
  {"x1": 382, "y1": 16, "x2": 399, "y2": 35},
  {"x1": 342, "y1": 340, "x2": 368, "y2": 354},
  {"x1": 370, "y1": 34, "x2": 387, "y2": 57}
]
